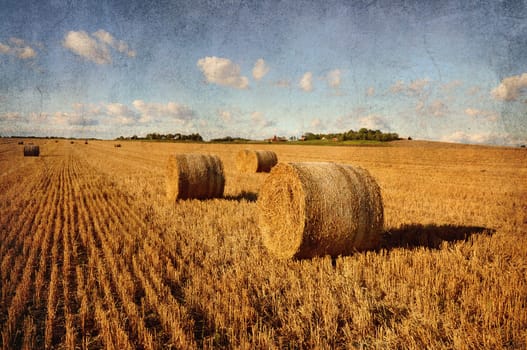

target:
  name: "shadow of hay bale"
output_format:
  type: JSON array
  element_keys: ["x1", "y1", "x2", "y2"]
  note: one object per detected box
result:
[
  {"x1": 223, "y1": 191, "x2": 258, "y2": 202},
  {"x1": 381, "y1": 224, "x2": 495, "y2": 250}
]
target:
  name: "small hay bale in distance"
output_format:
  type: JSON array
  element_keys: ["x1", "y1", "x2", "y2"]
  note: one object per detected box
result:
[
  {"x1": 23, "y1": 145, "x2": 40, "y2": 157},
  {"x1": 257, "y1": 162, "x2": 384, "y2": 259},
  {"x1": 236, "y1": 149, "x2": 278, "y2": 173},
  {"x1": 166, "y1": 153, "x2": 225, "y2": 201}
]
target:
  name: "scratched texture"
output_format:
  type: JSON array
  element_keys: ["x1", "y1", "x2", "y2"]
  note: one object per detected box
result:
[{"x1": 0, "y1": 0, "x2": 526, "y2": 144}]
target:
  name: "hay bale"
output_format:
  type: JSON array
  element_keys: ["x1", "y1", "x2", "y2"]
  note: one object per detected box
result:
[
  {"x1": 23, "y1": 145, "x2": 40, "y2": 157},
  {"x1": 166, "y1": 153, "x2": 225, "y2": 201},
  {"x1": 236, "y1": 149, "x2": 278, "y2": 173},
  {"x1": 257, "y1": 162, "x2": 384, "y2": 259}
]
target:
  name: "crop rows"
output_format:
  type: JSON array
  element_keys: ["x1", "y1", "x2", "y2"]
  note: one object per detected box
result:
[{"x1": 0, "y1": 144, "x2": 200, "y2": 348}]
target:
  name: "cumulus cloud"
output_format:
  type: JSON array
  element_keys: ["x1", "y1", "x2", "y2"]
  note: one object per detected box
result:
[
  {"x1": 0, "y1": 112, "x2": 24, "y2": 122},
  {"x1": 299, "y1": 72, "x2": 313, "y2": 92},
  {"x1": 491, "y1": 73, "x2": 527, "y2": 101},
  {"x1": 390, "y1": 80, "x2": 405, "y2": 94},
  {"x1": 53, "y1": 111, "x2": 99, "y2": 126},
  {"x1": 358, "y1": 115, "x2": 390, "y2": 130},
  {"x1": 45, "y1": 103, "x2": 101, "y2": 126},
  {"x1": 251, "y1": 111, "x2": 275, "y2": 128},
  {"x1": 408, "y1": 79, "x2": 430, "y2": 95},
  {"x1": 197, "y1": 56, "x2": 249, "y2": 89},
  {"x1": 63, "y1": 31, "x2": 111, "y2": 64},
  {"x1": 327, "y1": 69, "x2": 341, "y2": 89},
  {"x1": 0, "y1": 43, "x2": 10, "y2": 54},
  {"x1": 390, "y1": 78, "x2": 430, "y2": 96},
  {"x1": 464, "y1": 108, "x2": 499, "y2": 122},
  {"x1": 63, "y1": 30, "x2": 135, "y2": 64},
  {"x1": 218, "y1": 110, "x2": 233, "y2": 123},
  {"x1": 0, "y1": 37, "x2": 37, "y2": 59},
  {"x1": 105, "y1": 103, "x2": 139, "y2": 125},
  {"x1": 252, "y1": 58, "x2": 269, "y2": 81},
  {"x1": 415, "y1": 100, "x2": 448, "y2": 118},
  {"x1": 440, "y1": 80, "x2": 463, "y2": 93},
  {"x1": 310, "y1": 118, "x2": 326, "y2": 131},
  {"x1": 441, "y1": 131, "x2": 510, "y2": 145},
  {"x1": 132, "y1": 100, "x2": 196, "y2": 123},
  {"x1": 93, "y1": 29, "x2": 136, "y2": 57}
]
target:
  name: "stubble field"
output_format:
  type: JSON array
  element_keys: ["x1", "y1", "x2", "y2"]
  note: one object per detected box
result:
[{"x1": 0, "y1": 138, "x2": 526, "y2": 349}]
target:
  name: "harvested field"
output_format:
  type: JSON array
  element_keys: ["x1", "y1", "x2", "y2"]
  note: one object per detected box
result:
[{"x1": 0, "y1": 139, "x2": 526, "y2": 349}]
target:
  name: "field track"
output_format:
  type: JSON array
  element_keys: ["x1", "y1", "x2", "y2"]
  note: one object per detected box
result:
[{"x1": 1, "y1": 139, "x2": 526, "y2": 349}]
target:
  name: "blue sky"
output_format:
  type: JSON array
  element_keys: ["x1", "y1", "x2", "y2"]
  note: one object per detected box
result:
[{"x1": 1, "y1": 0, "x2": 526, "y2": 145}]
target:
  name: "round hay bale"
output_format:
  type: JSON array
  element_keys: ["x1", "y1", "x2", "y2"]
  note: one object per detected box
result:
[
  {"x1": 23, "y1": 145, "x2": 40, "y2": 157},
  {"x1": 236, "y1": 149, "x2": 278, "y2": 173},
  {"x1": 257, "y1": 162, "x2": 384, "y2": 259},
  {"x1": 166, "y1": 153, "x2": 225, "y2": 201}
]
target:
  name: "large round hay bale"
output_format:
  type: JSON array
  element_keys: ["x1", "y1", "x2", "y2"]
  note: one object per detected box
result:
[
  {"x1": 257, "y1": 162, "x2": 384, "y2": 259},
  {"x1": 236, "y1": 149, "x2": 278, "y2": 173},
  {"x1": 166, "y1": 153, "x2": 225, "y2": 201},
  {"x1": 23, "y1": 145, "x2": 40, "y2": 157}
]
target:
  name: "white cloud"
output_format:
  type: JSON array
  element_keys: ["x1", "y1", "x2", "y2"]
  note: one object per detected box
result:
[
  {"x1": 251, "y1": 111, "x2": 275, "y2": 128},
  {"x1": 428, "y1": 100, "x2": 448, "y2": 117},
  {"x1": 440, "y1": 80, "x2": 463, "y2": 93},
  {"x1": 327, "y1": 69, "x2": 341, "y2": 89},
  {"x1": 53, "y1": 112, "x2": 99, "y2": 126},
  {"x1": 440, "y1": 131, "x2": 512, "y2": 145},
  {"x1": 0, "y1": 112, "x2": 24, "y2": 122},
  {"x1": 366, "y1": 87, "x2": 375, "y2": 96},
  {"x1": 464, "y1": 108, "x2": 499, "y2": 122},
  {"x1": 63, "y1": 31, "x2": 111, "y2": 64},
  {"x1": 299, "y1": 72, "x2": 313, "y2": 92},
  {"x1": 0, "y1": 43, "x2": 10, "y2": 54},
  {"x1": 310, "y1": 118, "x2": 326, "y2": 131},
  {"x1": 197, "y1": 56, "x2": 249, "y2": 89},
  {"x1": 106, "y1": 103, "x2": 139, "y2": 125},
  {"x1": 252, "y1": 58, "x2": 269, "y2": 81},
  {"x1": 358, "y1": 115, "x2": 390, "y2": 130},
  {"x1": 218, "y1": 110, "x2": 233, "y2": 123},
  {"x1": 63, "y1": 30, "x2": 135, "y2": 64},
  {"x1": 407, "y1": 78, "x2": 430, "y2": 95},
  {"x1": 0, "y1": 37, "x2": 37, "y2": 59},
  {"x1": 390, "y1": 78, "x2": 430, "y2": 96},
  {"x1": 491, "y1": 73, "x2": 527, "y2": 101},
  {"x1": 390, "y1": 80, "x2": 405, "y2": 94},
  {"x1": 132, "y1": 100, "x2": 196, "y2": 123},
  {"x1": 48, "y1": 103, "x2": 100, "y2": 126},
  {"x1": 9, "y1": 37, "x2": 25, "y2": 46},
  {"x1": 92, "y1": 29, "x2": 136, "y2": 57}
]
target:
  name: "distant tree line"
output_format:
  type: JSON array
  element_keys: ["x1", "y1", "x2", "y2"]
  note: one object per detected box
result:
[
  {"x1": 116, "y1": 132, "x2": 203, "y2": 142},
  {"x1": 209, "y1": 136, "x2": 250, "y2": 143},
  {"x1": 302, "y1": 128, "x2": 400, "y2": 142}
]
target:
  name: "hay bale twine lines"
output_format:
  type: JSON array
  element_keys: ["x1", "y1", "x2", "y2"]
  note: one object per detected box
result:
[
  {"x1": 257, "y1": 162, "x2": 384, "y2": 259},
  {"x1": 166, "y1": 153, "x2": 225, "y2": 201},
  {"x1": 23, "y1": 145, "x2": 40, "y2": 157},
  {"x1": 236, "y1": 149, "x2": 278, "y2": 173}
]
